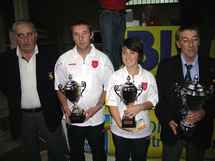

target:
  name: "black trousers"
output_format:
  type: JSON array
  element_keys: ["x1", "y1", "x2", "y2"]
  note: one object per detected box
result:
[
  {"x1": 20, "y1": 111, "x2": 65, "y2": 161},
  {"x1": 162, "y1": 139, "x2": 205, "y2": 161},
  {"x1": 66, "y1": 122, "x2": 107, "y2": 161},
  {"x1": 112, "y1": 133, "x2": 150, "y2": 161}
]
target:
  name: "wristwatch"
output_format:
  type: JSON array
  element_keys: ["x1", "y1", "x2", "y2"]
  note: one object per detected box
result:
[{"x1": 97, "y1": 103, "x2": 103, "y2": 109}]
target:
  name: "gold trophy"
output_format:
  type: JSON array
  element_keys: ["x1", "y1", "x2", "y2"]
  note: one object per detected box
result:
[
  {"x1": 114, "y1": 76, "x2": 143, "y2": 128},
  {"x1": 58, "y1": 74, "x2": 86, "y2": 123}
]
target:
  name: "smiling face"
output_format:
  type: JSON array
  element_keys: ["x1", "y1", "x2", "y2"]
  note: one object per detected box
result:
[
  {"x1": 176, "y1": 30, "x2": 200, "y2": 63},
  {"x1": 72, "y1": 24, "x2": 93, "y2": 54},
  {"x1": 14, "y1": 23, "x2": 37, "y2": 55},
  {"x1": 122, "y1": 46, "x2": 139, "y2": 69}
]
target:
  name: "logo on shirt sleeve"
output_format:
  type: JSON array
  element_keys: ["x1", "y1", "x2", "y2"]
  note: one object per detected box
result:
[
  {"x1": 141, "y1": 82, "x2": 148, "y2": 91},
  {"x1": 92, "y1": 61, "x2": 99, "y2": 68}
]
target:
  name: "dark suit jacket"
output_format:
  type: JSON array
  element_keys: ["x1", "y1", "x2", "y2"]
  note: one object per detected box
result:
[
  {"x1": 155, "y1": 54, "x2": 215, "y2": 150},
  {"x1": 0, "y1": 46, "x2": 63, "y2": 139}
]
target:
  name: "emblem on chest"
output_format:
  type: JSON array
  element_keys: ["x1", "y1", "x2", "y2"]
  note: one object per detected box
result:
[{"x1": 92, "y1": 61, "x2": 98, "y2": 68}]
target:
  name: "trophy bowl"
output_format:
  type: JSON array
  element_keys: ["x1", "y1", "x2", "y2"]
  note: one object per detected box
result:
[
  {"x1": 121, "y1": 81, "x2": 137, "y2": 106},
  {"x1": 173, "y1": 75, "x2": 213, "y2": 140},
  {"x1": 58, "y1": 74, "x2": 86, "y2": 123},
  {"x1": 115, "y1": 76, "x2": 143, "y2": 128}
]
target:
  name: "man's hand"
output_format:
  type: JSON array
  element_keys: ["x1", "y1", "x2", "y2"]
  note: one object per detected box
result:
[
  {"x1": 187, "y1": 108, "x2": 205, "y2": 124},
  {"x1": 56, "y1": 90, "x2": 72, "y2": 124},
  {"x1": 64, "y1": 108, "x2": 72, "y2": 124},
  {"x1": 83, "y1": 105, "x2": 100, "y2": 122},
  {"x1": 168, "y1": 120, "x2": 178, "y2": 135}
]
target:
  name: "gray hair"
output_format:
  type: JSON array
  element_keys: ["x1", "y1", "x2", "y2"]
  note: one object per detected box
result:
[{"x1": 12, "y1": 19, "x2": 37, "y2": 34}]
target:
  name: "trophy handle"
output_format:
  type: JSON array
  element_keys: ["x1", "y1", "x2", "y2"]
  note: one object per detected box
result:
[
  {"x1": 58, "y1": 84, "x2": 66, "y2": 96},
  {"x1": 114, "y1": 85, "x2": 122, "y2": 101},
  {"x1": 206, "y1": 84, "x2": 214, "y2": 100},
  {"x1": 80, "y1": 81, "x2": 86, "y2": 97},
  {"x1": 136, "y1": 84, "x2": 143, "y2": 101}
]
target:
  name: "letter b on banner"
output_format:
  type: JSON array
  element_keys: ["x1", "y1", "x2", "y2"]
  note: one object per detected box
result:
[{"x1": 127, "y1": 31, "x2": 159, "y2": 71}]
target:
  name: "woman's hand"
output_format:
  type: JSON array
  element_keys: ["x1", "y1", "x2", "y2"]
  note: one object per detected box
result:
[
  {"x1": 118, "y1": 122, "x2": 131, "y2": 132},
  {"x1": 124, "y1": 104, "x2": 142, "y2": 119}
]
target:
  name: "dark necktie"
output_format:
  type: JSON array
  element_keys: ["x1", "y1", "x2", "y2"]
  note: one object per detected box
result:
[{"x1": 184, "y1": 64, "x2": 193, "y2": 84}]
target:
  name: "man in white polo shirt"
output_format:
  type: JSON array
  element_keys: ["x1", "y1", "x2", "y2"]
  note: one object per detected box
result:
[
  {"x1": 0, "y1": 19, "x2": 65, "y2": 161},
  {"x1": 55, "y1": 21, "x2": 114, "y2": 161}
]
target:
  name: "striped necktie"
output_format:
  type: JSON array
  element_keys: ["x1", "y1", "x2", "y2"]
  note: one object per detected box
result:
[{"x1": 184, "y1": 64, "x2": 193, "y2": 84}]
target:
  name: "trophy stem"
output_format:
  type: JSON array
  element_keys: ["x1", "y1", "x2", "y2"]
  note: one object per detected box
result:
[
  {"x1": 73, "y1": 103, "x2": 79, "y2": 110},
  {"x1": 58, "y1": 75, "x2": 86, "y2": 123}
]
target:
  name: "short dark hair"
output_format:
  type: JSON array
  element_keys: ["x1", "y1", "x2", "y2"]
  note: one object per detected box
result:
[
  {"x1": 70, "y1": 20, "x2": 93, "y2": 35},
  {"x1": 121, "y1": 37, "x2": 144, "y2": 64},
  {"x1": 176, "y1": 24, "x2": 200, "y2": 41}
]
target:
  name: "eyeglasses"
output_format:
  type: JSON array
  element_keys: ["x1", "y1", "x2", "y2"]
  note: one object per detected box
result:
[{"x1": 180, "y1": 37, "x2": 200, "y2": 43}]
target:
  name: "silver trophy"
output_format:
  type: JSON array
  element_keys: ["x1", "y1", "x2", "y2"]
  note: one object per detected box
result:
[
  {"x1": 114, "y1": 76, "x2": 143, "y2": 128},
  {"x1": 173, "y1": 75, "x2": 214, "y2": 140},
  {"x1": 58, "y1": 74, "x2": 86, "y2": 123}
]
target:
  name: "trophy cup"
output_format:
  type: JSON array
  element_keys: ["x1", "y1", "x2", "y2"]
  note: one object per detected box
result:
[
  {"x1": 173, "y1": 75, "x2": 214, "y2": 140},
  {"x1": 114, "y1": 76, "x2": 143, "y2": 128},
  {"x1": 58, "y1": 74, "x2": 86, "y2": 123}
]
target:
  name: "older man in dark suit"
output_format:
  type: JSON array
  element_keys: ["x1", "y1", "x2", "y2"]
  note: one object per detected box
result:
[
  {"x1": 155, "y1": 24, "x2": 215, "y2": 161},
  {"x1": 0, "y1": 19, "x2": 65, "y2": 161}
]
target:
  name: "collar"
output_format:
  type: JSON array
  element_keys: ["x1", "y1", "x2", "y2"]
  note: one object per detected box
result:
[
  {"x1": 71, "y1": 44, "x2": 97, "y2": 58},
  {"x1": 122, "y1": 65, "x2": 144, "y2": 81},
  {"x1": 16, "y1": 45, "x2": 39, "y2": 58},
  {"x1": 181, "y1": 53, "x2": 198, "y2": 67}
]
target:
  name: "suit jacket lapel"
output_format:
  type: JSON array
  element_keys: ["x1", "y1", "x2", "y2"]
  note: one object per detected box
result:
[
  {"x1": 174, "y1": 54, "x2": 184, "y2": 84},
  {"x1": 198, "y1": 55, "x2": 207, "y2": 85},
  {"x1": 11, "y1": 49, "x2": 21, "y2": 87},
  {"x1": 35, "y1": 49, "x2": 44, "y2": 93}
]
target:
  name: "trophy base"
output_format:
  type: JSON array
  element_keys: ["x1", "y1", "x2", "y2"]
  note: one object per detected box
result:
[
  {"x1": 70, "y1": 110, "x2": 86, "y2": 123},
  {"x1": 177, "y1": 124, "x2": 195, "y2": 140},
  {"x1": 122, "y1": 116, "x2": 136, "y2": 128}
]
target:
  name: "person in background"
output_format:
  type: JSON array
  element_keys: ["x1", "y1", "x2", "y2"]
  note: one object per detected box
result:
[
  {"x1": 99, "y1": 0, "x2": 130, "y2": 71},
  {"x1": 144, "y1": 5, "x2": 161, "y2": 26},
  {"x1": 54, "y1": 21, "x2": 114, "y2": 161},
  {"x1": 0, "y1": 19, "x2": 65, "y2": 161},
  {"x1": 169, "y1": 14, "x2": 180, "y2": 26},
  {"x1": 106, "y1": 37, "x2": 158, "y2": 161},
  {"x1": 155, "y1": 24, "x2": 215, "y2": 161}
]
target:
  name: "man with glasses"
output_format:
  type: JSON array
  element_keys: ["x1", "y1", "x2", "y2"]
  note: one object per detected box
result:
[{"x1": 155, "y1": 24, "x2": 215, "y2": 161}]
